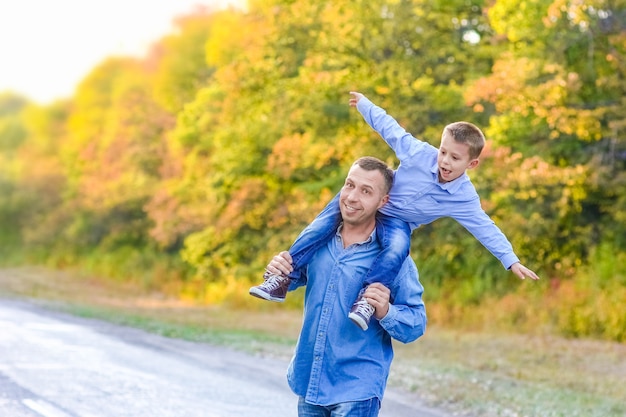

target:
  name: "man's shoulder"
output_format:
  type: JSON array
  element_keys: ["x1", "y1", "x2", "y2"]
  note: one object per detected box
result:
[{"x1": 398, "y1": 255, "x2": 418, "y2": 276}]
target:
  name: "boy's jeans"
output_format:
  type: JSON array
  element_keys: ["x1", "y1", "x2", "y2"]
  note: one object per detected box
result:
[
  {"x1": 298, "y1": 396, "x2": 380, "y2": 417},
  {"x1": 289, "y1": 194, "x2": 411, "y2": 289}
]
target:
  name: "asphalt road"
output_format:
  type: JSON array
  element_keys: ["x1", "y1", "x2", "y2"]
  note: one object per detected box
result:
[{"x1": 0, "y1": 299, "x2": 449, "y2": 417}]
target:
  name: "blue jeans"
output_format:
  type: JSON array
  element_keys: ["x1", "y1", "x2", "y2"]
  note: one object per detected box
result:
[
  {"x1": 298, "y1": 397, "x2": 380, "y2": 417},
  {"x1": 289, "y1": 193, "x2": 411, "y2": 289}
]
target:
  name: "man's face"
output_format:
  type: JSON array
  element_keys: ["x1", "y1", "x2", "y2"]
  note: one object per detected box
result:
[
  {"x1": 339, "y1": 164, "x2": 389, "y2": 226},
  {"x1": 437, "y1": 132, "x2": 479, "y2": 183}
]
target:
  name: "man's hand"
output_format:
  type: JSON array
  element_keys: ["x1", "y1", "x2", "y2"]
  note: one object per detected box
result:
[
  {"x1": 266, "y1": 251, "x2": 294, "y2": 277},
  {"x1": 362, "y1": 283, "x2": 391, "y2": 319},
  {"x1": 510, "y1": 262, "x2": 540, "y2": 280},
  {"x1": 349, "y1": 91, "x2": 364, "y2": 107}
]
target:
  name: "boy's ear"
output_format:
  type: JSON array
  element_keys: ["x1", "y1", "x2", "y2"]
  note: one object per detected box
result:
[{"x1": 468, "y1": 158, "x2": 480, "y2": 169}]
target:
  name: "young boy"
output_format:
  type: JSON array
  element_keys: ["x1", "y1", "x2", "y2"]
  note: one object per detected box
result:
[{"x1": 250, "y1": 91, "x2": 539, "y2": 330}]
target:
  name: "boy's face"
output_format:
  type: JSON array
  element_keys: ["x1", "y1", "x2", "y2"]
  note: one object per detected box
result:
[{"x1": 437, "y1": 132, "x2": 479, "y2": 183}]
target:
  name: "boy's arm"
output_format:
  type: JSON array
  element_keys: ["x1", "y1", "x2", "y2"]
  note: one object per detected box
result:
[
  {"x1": 453, "y1": 201, "x2": 539, "y2": 280},
  {"x1": 349, "y1": 92, "x2": 430, "y2": 162}
]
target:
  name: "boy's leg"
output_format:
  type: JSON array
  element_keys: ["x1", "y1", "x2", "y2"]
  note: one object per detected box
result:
[
  {"x1": 249, "y1": 194, "x2": 342, "y2": 302},
  {"x1": 349, "y1": 214, "x2": 411, "y2": 329},
  {"x1": 288, "y1": 193, "x2": 342, "y2": 276}
]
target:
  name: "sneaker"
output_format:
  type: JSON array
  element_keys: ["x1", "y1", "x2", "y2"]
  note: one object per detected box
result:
[
  {"x1": 249, "y1": 272, "x2": 290, "y2": 302},
  {"x1": 348, "y1": 288, "x2": 375, "y2": 330}
]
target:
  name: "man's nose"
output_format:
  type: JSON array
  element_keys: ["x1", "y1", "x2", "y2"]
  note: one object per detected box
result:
[{"x1": 345, "y1": 189, "x2": 358, "y2": 201}]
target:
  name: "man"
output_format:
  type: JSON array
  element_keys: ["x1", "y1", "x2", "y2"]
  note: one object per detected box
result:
[{"x1": 265, "y1": 156, "x2": 427, "y2": 417}]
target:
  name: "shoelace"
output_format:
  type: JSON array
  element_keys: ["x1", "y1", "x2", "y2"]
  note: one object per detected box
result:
[
  {"x1": 262, "y1": 274, "x2": 287, "y2": 290},
  {"x1": 353, "y1": 298, "x2": 375, "y2": 317}
]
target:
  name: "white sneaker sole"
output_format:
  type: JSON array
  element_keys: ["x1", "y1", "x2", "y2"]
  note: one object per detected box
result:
[
  {"x1": 249, "y1": 287, "x2": 286, "y2": 303},
  {"x1": 348, "y1": 312, "x2": 369, "y2": 330}
]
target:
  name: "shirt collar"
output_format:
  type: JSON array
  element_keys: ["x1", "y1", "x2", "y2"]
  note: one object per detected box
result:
[
  {"x1": 430, "y1": 161, "x2": 470, "y2": 194},
  {"x1": 335, "y1": 223, "x2": 377, "y2": 247}
]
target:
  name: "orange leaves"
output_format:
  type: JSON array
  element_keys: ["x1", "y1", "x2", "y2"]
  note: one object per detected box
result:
[
  {"x1": 268, "y1": 132, "x2": 339, "y2": 181},
  {"x1": 217, "y1": 178, "x2": 271, "y2": 231},
  {"x1": 467, "y1": 54, "x2": 604, "y2": 146}
]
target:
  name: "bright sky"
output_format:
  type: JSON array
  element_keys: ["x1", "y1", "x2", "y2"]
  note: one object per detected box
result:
[{"x1": 0, "y1": 0, "x2": 244, "y2": 104}]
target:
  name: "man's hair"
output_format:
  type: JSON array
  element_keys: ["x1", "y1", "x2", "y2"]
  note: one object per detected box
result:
[
  {"x1": 444, "y1": 122, "x2": 485, "y2": 160},
  {"x1": 353, "y1": 156, "x2": 394, "y2": 194}
]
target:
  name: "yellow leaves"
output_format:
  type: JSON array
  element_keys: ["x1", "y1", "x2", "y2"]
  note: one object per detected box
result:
[
  {"x1": 546, "y1": 0, "x2": 592, "y2": 29},
  {"x1": 375, "y1": 86, "x2": 391, "y2": 96},
  {"x1": 205, "y1": 9, "x2": 271, "y2": 68},
  {"x1": 488, "y1": 0, "x2": 550, "y2": 42}
]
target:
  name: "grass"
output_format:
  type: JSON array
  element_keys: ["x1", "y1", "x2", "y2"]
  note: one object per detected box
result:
[{"x1": 1, "y1": 266, "x2": 625, "y2": 417}]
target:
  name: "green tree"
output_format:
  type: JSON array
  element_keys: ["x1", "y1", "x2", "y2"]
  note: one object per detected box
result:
[{"x1": 465, "y1": 0, "x2": 626, "y2": 275}]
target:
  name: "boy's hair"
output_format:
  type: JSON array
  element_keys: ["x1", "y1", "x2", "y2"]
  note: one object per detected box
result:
[
  {"x1": 354, "y1": 156, "x2": 394, "y2": 194},
  {"x1": 444, "y1": 122, "x2": 485, "y2": 160}
]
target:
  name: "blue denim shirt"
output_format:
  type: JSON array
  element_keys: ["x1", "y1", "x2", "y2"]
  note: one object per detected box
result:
[
  {"x1": 357, "y1": 96, "x2": 520, "y2": 269},
  {"x1": 287, "y1": 227, "x2": 427, "y2": 406}
]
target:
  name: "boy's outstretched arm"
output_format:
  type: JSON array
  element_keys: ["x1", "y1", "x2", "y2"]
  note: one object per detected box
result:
[{"x1": 510, "y1": 262, "x2": 540, "y2": 280}]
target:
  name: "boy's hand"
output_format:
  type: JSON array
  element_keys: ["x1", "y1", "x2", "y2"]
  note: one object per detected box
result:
[
  {"x1": 362, "y1": 283, "x2": 391, "y2": 319},
  {"x1": 267, "y1": 251, "x2": 294, "y2": 277},
  {"x1": 510, "y1": 262, "x2": 540, "y2": 280},
  {"x1": 349, "y1": 91, "x2": 364, "y2": 107}
]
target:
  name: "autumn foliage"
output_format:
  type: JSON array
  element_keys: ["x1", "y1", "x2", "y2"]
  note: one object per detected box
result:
[{"x1": 0, "y1": 0, "x2": 624, "y2": 341}]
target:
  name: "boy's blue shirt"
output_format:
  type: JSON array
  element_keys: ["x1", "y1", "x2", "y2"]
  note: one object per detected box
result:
[
  {"x1": 357, "y1": 96, "x2": 520, "y2": 269},
  {"x1": 287, "y1": 227, "x2": 427, "y2": 406}
]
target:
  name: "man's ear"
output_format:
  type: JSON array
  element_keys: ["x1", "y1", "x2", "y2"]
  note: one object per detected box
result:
[
  {"x1": 379, "y1": 194, "x2": 390, "y2": 208},
  {"x1": 468, "y1": 158, "x2": 480, "y2": 170}
]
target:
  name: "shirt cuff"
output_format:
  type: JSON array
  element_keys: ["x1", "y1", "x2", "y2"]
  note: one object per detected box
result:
[
  {"x1": 379, "y1": 304, "x2": 398, "y2": 327},
  {"x1": 356, "y1": 96, "x2": 374, "y2": 112},
  {"x1": 501, "y1": 253, "x2": 521, "y2": 270}
]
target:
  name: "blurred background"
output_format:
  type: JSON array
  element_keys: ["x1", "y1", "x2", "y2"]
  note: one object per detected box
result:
[{"x1": 0, "y1": 0, "x2": 624, "y2": 342}]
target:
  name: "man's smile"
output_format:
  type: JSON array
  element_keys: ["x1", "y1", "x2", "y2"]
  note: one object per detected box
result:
[{"x1": 344, "y1": 204, "x2": 360, "y2": 213}]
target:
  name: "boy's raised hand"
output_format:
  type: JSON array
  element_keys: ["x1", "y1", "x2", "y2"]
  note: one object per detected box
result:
[
  {"x1": 349, "y1": 91, "x2": 364, "y2": 107},
  {"x1": 510, "y1": 262, "x2": 540, "y2": 280}
]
